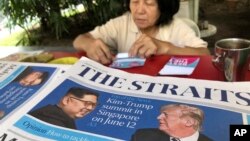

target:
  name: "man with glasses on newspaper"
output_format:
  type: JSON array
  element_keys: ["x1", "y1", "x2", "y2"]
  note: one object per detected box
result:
[
  {"x1": 29, "y1": 87, "x2": 99, "y2": 129},
  {"x1": 131, "y1": 104, "x2": 213, "y2": 141}
]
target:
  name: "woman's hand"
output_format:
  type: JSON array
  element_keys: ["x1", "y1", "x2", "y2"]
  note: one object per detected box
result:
[
  {"x1": 128, "y1": 33, "x2": 210, "y2": 57},
  {"x1": 85, "y1": 39, "x2": 113, "y2": 64},
  {"x1": 129, "y1": 34, "x2": 158, "y2": 58},
  {"x1": 73, "y1": 33, "x2": 113, "y2": 64}
]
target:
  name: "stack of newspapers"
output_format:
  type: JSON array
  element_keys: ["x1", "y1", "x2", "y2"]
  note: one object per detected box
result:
[{"x1": 0, "y1": 57, "x2": 249, "y2": 141}]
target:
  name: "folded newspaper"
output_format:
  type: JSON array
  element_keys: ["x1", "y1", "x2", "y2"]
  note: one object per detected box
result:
[
  {"x1": 0, "y1": 51, "x2": 54, "y2": 63},
  {"x1": 0, "y1": 61, "x2": 69, "y2": 123},
  {"x1": 159, "y1": 57, "x2": 200, "y2": 75},
  {"x1": 109, "y1": 53, "x2": 146, "y2": 69},
  {"x1": 0, "y1": 57, "x2": 249, "y2": 141}
]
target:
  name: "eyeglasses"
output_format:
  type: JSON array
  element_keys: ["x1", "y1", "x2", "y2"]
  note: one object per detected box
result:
[{"x1": 69, "y1": 97, "x2": 98, "y2": 108}]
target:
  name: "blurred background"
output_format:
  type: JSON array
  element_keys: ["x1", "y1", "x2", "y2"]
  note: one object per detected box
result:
[{"x1": 0, "y1": 0, "x2": 249, "y2": 54}]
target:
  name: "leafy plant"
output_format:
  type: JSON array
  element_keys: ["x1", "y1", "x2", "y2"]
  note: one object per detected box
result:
[{"x1": 0, "y1": 0, "x2": 126, "y2": 46}]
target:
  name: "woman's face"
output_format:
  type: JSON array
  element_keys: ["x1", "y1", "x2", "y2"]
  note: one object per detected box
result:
[{"x1": 130, "y1": 0, "x2": 160, "y2": 30}]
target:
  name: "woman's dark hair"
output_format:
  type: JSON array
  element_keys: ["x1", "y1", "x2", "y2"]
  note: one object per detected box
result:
[{"x1": 125, "y1": 0, "x2": 180, "y2": 26}]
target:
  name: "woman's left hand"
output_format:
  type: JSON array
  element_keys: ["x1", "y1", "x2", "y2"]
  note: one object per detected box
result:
[{"x1": 129, "y1": 34, "x2": 158, "y2": 58}]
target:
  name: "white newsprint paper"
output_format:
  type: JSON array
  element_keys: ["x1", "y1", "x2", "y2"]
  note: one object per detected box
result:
[
  {"x1": 0, "y1": 61, "x2": 69, "y2": 124},
  {"x1": 0, "y1": 57, "x2": 249, "y2": 141}
]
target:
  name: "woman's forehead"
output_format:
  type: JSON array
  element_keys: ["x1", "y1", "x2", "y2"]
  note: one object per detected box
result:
[{"x1": 131, "y1": 0, "x2": 158, "y2": 2}]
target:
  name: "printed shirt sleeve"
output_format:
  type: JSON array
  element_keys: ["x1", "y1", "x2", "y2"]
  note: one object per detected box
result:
[{"x1": 89, "y1": 16, "x2": 123, "y2": 52}]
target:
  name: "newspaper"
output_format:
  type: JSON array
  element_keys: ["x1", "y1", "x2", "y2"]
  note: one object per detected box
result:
[
  {"x1": 159, "y1": 56, "x2": 200, "y2": 75},
  {"x1": 0, "y1": 57, "x2": 249, "y2": 141},
  {"x1": 0, "y1": 61, "x2": 70, "y2": 125}
]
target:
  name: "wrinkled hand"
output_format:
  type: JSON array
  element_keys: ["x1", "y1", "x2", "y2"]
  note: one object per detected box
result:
[
  {"x1": 86, "y1": 39, "x2": 113, "y2": 64},
  {"x1": 129, "y1": 34, "x2": 158, "y2": 58}
]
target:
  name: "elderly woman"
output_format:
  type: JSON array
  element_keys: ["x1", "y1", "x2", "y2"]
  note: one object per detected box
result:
[{"x1": 73, "y1": 0, "x2": 210, "y2": 64}]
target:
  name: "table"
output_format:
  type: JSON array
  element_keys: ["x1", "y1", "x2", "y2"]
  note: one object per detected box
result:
[
  {"x1": 54, "y1": 51, "x2": 250, "y2": 82},
  {"x1": 0, "y1": 46, "x2": 249, "y2": 82},
  {"x1": 0, "y1": 46, "x2": 77, "y2": 58}
]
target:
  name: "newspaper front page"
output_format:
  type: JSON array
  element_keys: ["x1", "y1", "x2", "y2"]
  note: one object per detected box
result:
[
  {"x1": 0, "y1": 61, "x2": 68, "y2": 126},
  {"x1": 0, "y1": 57, "x2": 249, "y2": 141}
]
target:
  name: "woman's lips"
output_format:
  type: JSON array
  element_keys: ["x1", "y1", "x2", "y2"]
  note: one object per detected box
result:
[{"x1": 135, "y1": 19, "x2": 147, "y2": 24}]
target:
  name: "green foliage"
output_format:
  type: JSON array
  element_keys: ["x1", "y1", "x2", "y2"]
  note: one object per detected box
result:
[
  {"x1": 0, "y1": 30, "x2": 28, "y2": 46},
  {"x1": 0, "y1": 0, "x2": 126, "y2": 46},
  {"x1": 83, "y1": 0, "x2": 125, "y2": 25}
]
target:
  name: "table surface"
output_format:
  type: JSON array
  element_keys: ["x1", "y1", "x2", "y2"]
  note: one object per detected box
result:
[
  {"x1": 52, "y1": 51, "x2": 250, "y2": 82},
  {"x1": 0, "y1": 46, "x2": 249, "y2": 82},
  {"x1": 0, "y1": 46, "x2": 75, "y2": 58}
]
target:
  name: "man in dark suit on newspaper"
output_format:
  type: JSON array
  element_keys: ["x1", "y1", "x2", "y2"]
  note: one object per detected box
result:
[
  {"x1": 29, "y1": 87, "x2": 99, "y2": 129},
  {"x1": 131, "y1": 104, "x2": 213, "y2": 141}
]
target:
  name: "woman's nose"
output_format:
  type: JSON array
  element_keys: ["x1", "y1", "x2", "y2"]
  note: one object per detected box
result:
[{"x1": 136, "y1": 3, "x2": 146, "y2": 14}]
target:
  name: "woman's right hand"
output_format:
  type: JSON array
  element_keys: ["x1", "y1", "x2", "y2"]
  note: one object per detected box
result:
[
  {"x1": 73, "y1": 33, "x2": 113, "y2": 64},
  {"x1": 85, "y1": 39, "x2": 113, "y2": 64}
]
